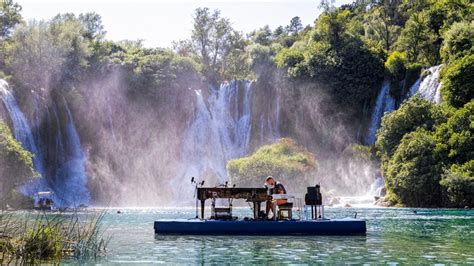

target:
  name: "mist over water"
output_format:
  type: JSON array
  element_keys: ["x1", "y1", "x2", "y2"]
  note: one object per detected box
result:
[
  {"x1": 181, "y1": 81, "x2": 253, "y2": 186},
  {"x1": 0, "y1": 61, "x2": 445, "y2": 207}
]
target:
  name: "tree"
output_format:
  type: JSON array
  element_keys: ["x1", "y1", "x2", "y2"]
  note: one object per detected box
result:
[
  {"x1": 440, "y1": 21, "x2": 474, "y2": 63},
  {"x1": 287, "y1": 16, "x2": 303, "y2": 35},
  {"x1": 384, "y1": 129, "x2": 444, "y2": 206},
  {"x1": 441, "y1": 54, "x2": 474, "y2": 108},
  {"x1": 249, "y1": 25, "x2": 272, "y2": 46},
  {"x1": 434, "y1": 100, "x2": 474, "y2": 164},
  {"x1": 273, "y1": 26, "x2": 285, "y2": 38},
  {"x1": 190, "y1": 7, "x2": 246, "y2": 83},
  {"x1": 0, "y1": 122, "x2": 35, "y2": 204},
  {"x1": 5, "y1": 15, "x2": 91, "y2": 94},
  {"x1": 364, "y1": 5, "x2": 401, "y2": 51},
  {"x1": 227, "y1": 138, "x2": 317, "y2": 190},
  {"x1": 78, "y1": 12, "x2": 106, "y2": 40},
  {"x1": 312, "y1": 9, "x2": 351, "y2": 47},
  {"x1": 440, "y1": 160, "x2": 474, "y2": 207},
  {"x1": 0, "y1": 0, "x2": 22, "y2": 39},
  {"x1": 396, "y1": 12, "x2": 436, "y2": 64},
  {"x1": 376, "y1": 97, "x2": 447, "y2": 167}
]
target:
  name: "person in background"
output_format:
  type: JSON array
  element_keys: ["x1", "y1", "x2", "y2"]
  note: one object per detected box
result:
[{"x1": 264, "y1": 176, "x2": 287, "y2": 219}]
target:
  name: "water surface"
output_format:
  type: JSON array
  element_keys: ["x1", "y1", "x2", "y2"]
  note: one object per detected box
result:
[{"x1": 88, "y1": 207, "x2": 474, "y2": 264}]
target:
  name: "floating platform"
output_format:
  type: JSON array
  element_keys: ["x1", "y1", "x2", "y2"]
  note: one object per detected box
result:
[{"x1": 154, "y1": 218, "x2": 366, "y2": 235}]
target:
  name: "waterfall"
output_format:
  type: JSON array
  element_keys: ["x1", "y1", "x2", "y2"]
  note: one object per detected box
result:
[
  {"x1": 365, "y1": 80, "x2": 395, "y2": 145},
  {"x1": 181, "y1": 81, "x2": 253, "y2": 185},
  {"x1": 0, "y1": 79, "x2": 49, "y2": 192},
  {"x1": 52, "y1": 102, "x2": 90, "y2": 207},
  {"x1": 405, "y1": 65, "x2": 443, "y2": 104}
]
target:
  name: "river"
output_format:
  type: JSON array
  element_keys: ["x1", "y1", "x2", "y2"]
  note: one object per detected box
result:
[{"x1": 45, "y1": 207, "x2": 474, "y2": 264}]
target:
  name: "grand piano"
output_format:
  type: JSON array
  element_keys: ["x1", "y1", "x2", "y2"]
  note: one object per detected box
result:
[{"x1": 197, "y1": 187, "x2": 268, "y2": 220}]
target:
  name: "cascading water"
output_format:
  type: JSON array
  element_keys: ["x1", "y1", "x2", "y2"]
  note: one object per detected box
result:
[
  {"x1": 0, "y1": 79, "x2": 90, "y2": 207},
  {"x1": 52, "y1": 102, "x2": 90, "y2": 207},
  {"x1": 365, "y1": 80, "x2": 396, "y2": 145},
  {"x1": 405, "y1": 65, "x2": 443, "y2": 104},
  {"x1": 181, "y1": 81, "x2": 253, "y2": 186},
  {"x1": 0, "y1": 79, "x2": 49, "y2": 193}
]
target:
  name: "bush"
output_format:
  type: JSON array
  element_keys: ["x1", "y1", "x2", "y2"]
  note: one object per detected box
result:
[
  {"x1": 384, "y1": 129, "x2": 444, "y2": 206},
  {"x1": 227, "y1": 138, "x2": 316, "y2": 189},
  {"x1": 440, "y1": 160, "x2": 474, "y2": 207},
  {"x1": 441, "y1": 54, "x2": 474, "y2": 108}
]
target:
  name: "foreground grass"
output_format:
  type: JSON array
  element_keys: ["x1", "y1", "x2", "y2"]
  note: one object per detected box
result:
[{"x1": 0, "y1": 210, "x2": 110, "y2": 264}]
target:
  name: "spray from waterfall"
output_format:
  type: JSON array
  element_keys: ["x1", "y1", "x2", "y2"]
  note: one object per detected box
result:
[
  {"x1": 180, "y1": 81, "x2": 253, "y2": 187},
  {"x1": 52, "y1": 101, "x2": 91, "y2": 207}
]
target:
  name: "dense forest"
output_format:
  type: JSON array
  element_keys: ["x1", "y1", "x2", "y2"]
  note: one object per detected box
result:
[{"x1": 0, "y1": 0, "x2": 472, "y2": 207}]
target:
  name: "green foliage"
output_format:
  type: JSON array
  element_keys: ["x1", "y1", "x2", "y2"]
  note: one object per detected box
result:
[
  {"x1": 434, "y1": 100, "x2": 474, "y2": 164},
  {"x1": 274, "y1": 7, "x2": 385, "y2": 114},
  {"x1": 441, "y1": 54, "x2": 474, "y2": 108},
  {"x1": 385, "y1": 51, "x2": 407, "y2": 81},
  {"x1": 440, "y1": 160, "x2": 474, "y2": 207},
  {"x1": 376, "y1": 97, "x2": 446, "y2": 169},
  {"x1": 118, "y1": 47, "x2": 202, "y2": 99},
  {"x1": 377, "y1": 99, "x2": 473, "y2": 207},
  {"x1": 227, "y1": 138, "x2": 316, "y2": 187},
  {"x1": 0, "y1": 0, "x2": 22, "y2": 39},
  {"x1": 0, "y1": 212, "x2": 108, "y2": 263},
  {"x1": 274, "y1": 48, "x2": 305, "y2": 73},
  {"x1": 404, "y1": 62, "x2": 423, "y2": 88},
  {"x1": 189, "y1": 7, "x2": 248, "y2": 83},
  {"x1": 440, "y1": 21, "x2": 474, "y2": 63},
  {"x1": 396, "y1": 12, "x2": 437, "y2": 64},
  {"x1": 5, "y1": 14, "x2": 92, "y2": 94},
  {"x1": 363, "y1": 5, "x2": 401, "y2": 51},
  {"x1": 384, "y1": 129, "x2": 443, "y2": 206},
  {"x1": 287, "y1": 16, "x2": 303, "y2": 35},
  {"x1": 23, "y1": 225, "x2": 62, "y2": 259},
  {"x1": 0, "y1": 121, "x2": 35, "y2": 206}
]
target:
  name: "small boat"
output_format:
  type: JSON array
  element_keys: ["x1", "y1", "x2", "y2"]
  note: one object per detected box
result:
[
  {"x1": 154, "y1": 182, "x2": 366, "y2": 235},
  {"x1": 34, "y1": 191, "x2": 56, "y2": 211}
]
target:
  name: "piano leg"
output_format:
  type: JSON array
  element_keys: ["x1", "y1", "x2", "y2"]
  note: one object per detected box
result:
[
  {"x1": 200, "y1": 200, "x2": 205, "y2": 220},
  {"x1": 253, "y1": 202, "x2": 261, "y2": 219}
]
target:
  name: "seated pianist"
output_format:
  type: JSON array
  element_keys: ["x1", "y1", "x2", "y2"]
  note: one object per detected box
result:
[{"x1": 264, "y1": 176, "x2": 287, "y2": 219}]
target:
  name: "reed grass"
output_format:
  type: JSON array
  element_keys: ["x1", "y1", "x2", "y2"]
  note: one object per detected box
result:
[{"x1": 0, "y1": 210, "x2": 110, "y2": 264}]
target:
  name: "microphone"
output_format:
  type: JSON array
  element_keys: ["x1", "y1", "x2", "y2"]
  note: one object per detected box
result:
[
  {"x1": 191, "y1": 177, "x2": 195, "y2": 184},
  {"x1": 200, "y1": 180, "x2": 205, "y2": 186}
]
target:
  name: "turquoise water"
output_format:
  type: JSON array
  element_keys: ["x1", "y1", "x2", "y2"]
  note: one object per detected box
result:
[{"x1": 85, "y1": 207, "x2": 474, "y2": 264}]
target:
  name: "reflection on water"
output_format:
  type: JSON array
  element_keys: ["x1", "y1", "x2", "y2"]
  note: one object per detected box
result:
[{"x1": 13, "y1": 207, "x2": 474, "y2": 264}]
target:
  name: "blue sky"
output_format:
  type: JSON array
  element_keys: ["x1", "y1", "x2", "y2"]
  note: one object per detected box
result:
[{"x1": 16, "y1": 0, "x2": 352, "y2": 48}]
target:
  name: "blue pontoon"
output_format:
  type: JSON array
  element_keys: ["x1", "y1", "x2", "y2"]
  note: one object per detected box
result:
[{"x1": 154, "y1": 183, "x2": 366, "y2": 235}]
